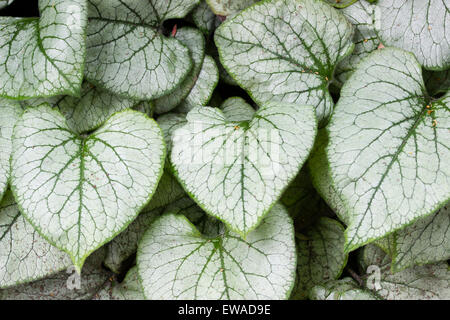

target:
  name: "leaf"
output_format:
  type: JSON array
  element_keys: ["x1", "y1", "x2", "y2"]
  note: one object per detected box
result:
[
  {"x1": 10, "y1": 105, "x2": 166, "y2": 272},
  {"x1": 85, "y1": 0, "x2": 199, "y2": 100},
  {"x1": 387, "y1": 203, "x2": 450, "y2": 273},
  {"x1": 137, "y1": 203, "x2": 296, "y2": 299},
  {"x1": 0, "y1": 0, "x2": 87, "y2": 99},
  {"x1": 175, "y1": 55, "x2": 219, "y2": 113},
  {"x1": 375, "y1": 0, "x2": 450, "y2": 70},
  {"x1": 218, "y1": 97, "x2": 255, "y2": 122},
  {"x1": 335, "y1": 0, "x2": 379, "y2": 84},
  {"x1": 192, "y1": 1, "x2": 222, "y2": 36},
  {"x1": 309, "y1": 278, "x2": 380, "y2": 300},
  {"x1": 95, "y1": 266, "x2": 144, "y2": 300},
  {"x1": 291, "y1": 217, "x2": 347, "y2": 300},
  {"x1": 0, "y1": 191, "x2": 71, "y2": 288},
  {"x1": 23, "y1": 82, "x2": 141, "y2": 134},
  {"x1": 360, "y1": 244, "x2": 450, "y2": 300},
  {"x1": 326, "y1": 47, "x2": 450, "y2": 252},
  {"x1": 0, "y1": 99, "x2": 21, "y2": 200},
  {"x1": 214, "y1": 0, "x2": 354, "y2": 125},
  {"x1": 206, "y1": 0, "x2": 259, "y2": 16},
  {"x1": 170, "y1": 102, "x2": 316, "y2": 236},
  {"x1": 0, "y1": 248, "x2": 112, "y2": 300},
  {"x1": 154, "y1": 28, "x2": 205, "y2": 114}
]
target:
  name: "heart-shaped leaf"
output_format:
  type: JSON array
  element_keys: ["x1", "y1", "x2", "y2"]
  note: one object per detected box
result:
[
  {"x1": 170, "y1": 102, "x2": 316, "y2": 235},
  {"x1": 85, "y1": 0, "x2": 199, "y2": 100},
  {"x1": 375, "y1": 0, "x2": 450, "y2": 70},
  {"x1": 137, "y1": 203, "x2": 296, "y2": 299},
  {"x1": 0, "y1": 0, "x2": 87, "y2": 99},
  {"x1": 10, "y1": 105, "x2": 166, "y2": 271},
  {"x1": 325, "y1": 47, "x2": 450, "y2": 252},
  {"x1": 214, "y1": 0, "x2": 354, "y2": 125}
]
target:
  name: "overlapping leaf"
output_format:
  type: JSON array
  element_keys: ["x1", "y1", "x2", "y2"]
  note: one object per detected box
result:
[
  {"x1": 95, "y1": 266, "x2": 144, "y2": 300},
  {"x1": 380, "y1": 203, "x2": 450, "y2": 273},
  {"x1": 23, "y1": 82, "x2": 142, "y2": 134},
  {"x1": 309, "y1": 278, "x2": 379, "y2": 300},
  {"x1": 175, "y1": 56, "x2": 219, "y2": 113}
]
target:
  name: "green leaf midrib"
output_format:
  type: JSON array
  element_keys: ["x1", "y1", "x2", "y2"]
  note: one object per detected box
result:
[
  {"x1": 346, "y1": 100, "x2": 436, "y2": 249},
  {"x1": 34, "y1": 20, "x2": 79, "y2": 94},
  {"x1": 0, "y1": 203, "x2": 19, "y2": 242}
]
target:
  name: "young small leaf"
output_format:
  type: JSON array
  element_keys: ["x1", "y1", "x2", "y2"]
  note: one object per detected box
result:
[
  {"x1": 335, "y1": 0, "x2": 379, "y2": 84},
  {"x1": 175, "y1": 55, "x2": 219, "y2": 113}
]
